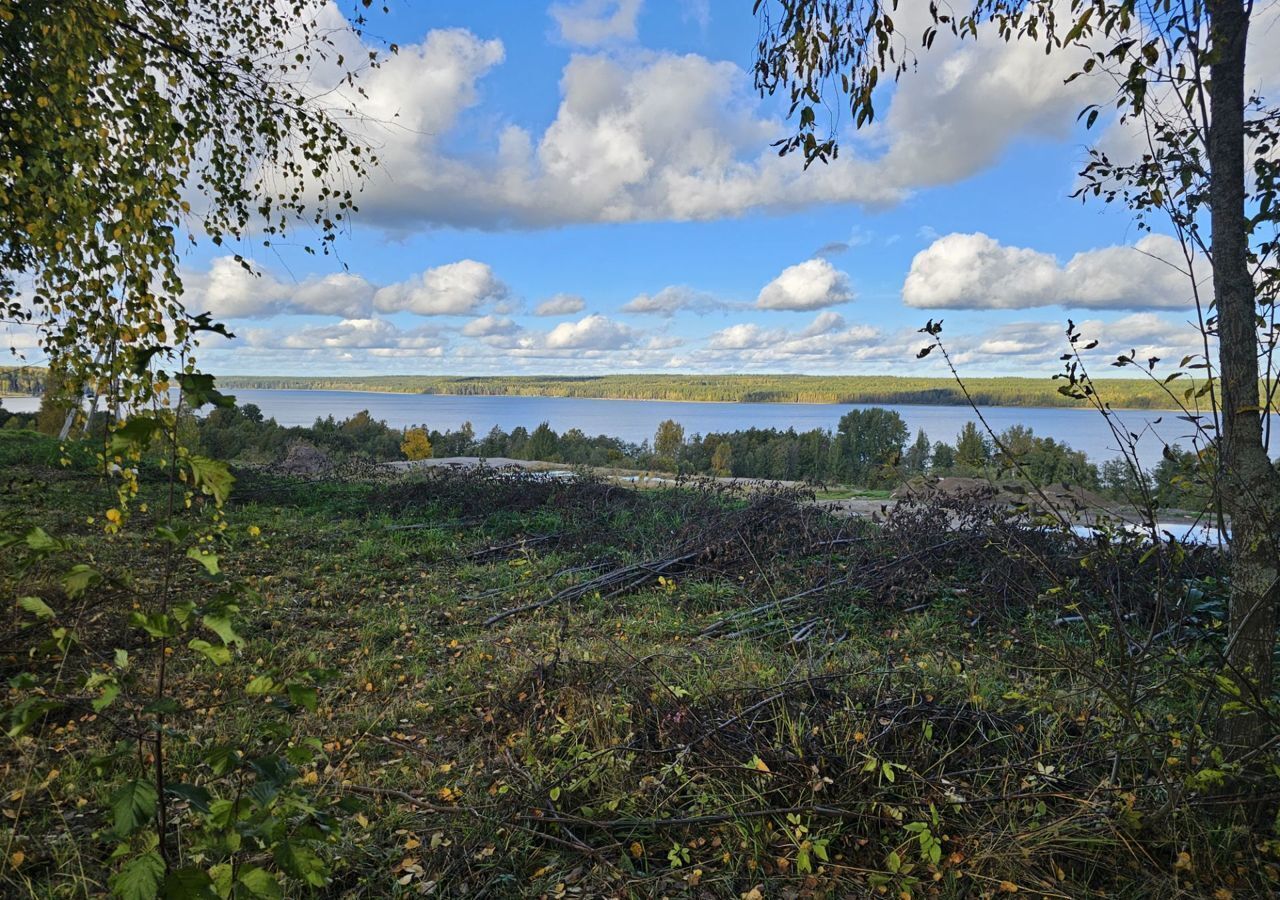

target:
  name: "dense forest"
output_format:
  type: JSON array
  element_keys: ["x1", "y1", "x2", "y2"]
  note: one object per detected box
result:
[
  {"x1": 2, "y1": 367, "x2": 1234, "y2": 410},
  {"x1": 208, "y1": 373, "x2": 1212, "y2": 409},
  {"x1": 32, "y1": 399, "x2": 1195, "y2": 511},
  {"x1": 0, "y1": 366, "x2": 42, "y2": 396},
  {"x1": 1, "y1": 378, "x2": 1218, "y2": 510},
  {"x1": 8, "y1": 367, "x2": 1268, "y2": 412}
]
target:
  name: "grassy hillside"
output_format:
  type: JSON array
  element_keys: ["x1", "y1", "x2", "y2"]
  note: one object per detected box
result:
[{"x1": 2, "y1": 452, "x2": 1272, "y2": 897}]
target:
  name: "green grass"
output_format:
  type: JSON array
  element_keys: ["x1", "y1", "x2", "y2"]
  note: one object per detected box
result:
[
  {"x1": 1, "y1": 460, "x2": 1275, "y2": 898},
  {"x1": 812, "y1": 487, "x2": 893, "y2": 501},
  {"x1": 0, "y1": 428, "x2": 84, "y2": 468}
]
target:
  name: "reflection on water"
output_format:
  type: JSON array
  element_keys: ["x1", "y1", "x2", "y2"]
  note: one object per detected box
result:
[{"x1": 1072, "y1": 520, "x2": 1226, "y2": 545}]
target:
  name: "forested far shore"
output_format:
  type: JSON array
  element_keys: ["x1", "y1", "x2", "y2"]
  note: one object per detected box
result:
[
  {"x1": 4, "y1": 367, "x2": 1254, "y2": 410},
  {"x1": 205, "y1": 373, "x2": 1213, "y2": 408}
]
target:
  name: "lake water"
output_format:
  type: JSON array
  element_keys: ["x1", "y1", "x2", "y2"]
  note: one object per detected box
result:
[{"x1": 6, "y1": 388, "x2": 1231, "y2": 468}]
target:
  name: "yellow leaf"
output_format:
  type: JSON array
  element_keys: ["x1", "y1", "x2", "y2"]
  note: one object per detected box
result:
[
  {"x1": 630, "y1": 841, "x2": 643, "y2": 859},
  {"x1": 998, "y1": 882, "x2": 1019, "y2": 893},
  {"x1": 750, "y1": 755, "x2": 770, "y2": 773},
  {"x1": 404, "y1": 837, "x2": 421, "y2": 850},
  {"x1": 9, "y1": 851, "x2": 24, "y2": 868},
  {"x1": 1174, "y1": 851, "x2": 1193, "y2": 872}
]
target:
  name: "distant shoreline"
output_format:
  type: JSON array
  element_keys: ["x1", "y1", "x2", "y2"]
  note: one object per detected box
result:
[
  {"x1": 0, "y1": 383, "x2": 1214, "y2": 413},
  {"x1": 208, "y1": 386, "x2": 1133, "y2": 413},
  {"x1": 4, "y1": 370, "x2": 1255, "y2": 412},
  {"x1": 207, "y1": 376, "x2": 1203, "y2": 412}
]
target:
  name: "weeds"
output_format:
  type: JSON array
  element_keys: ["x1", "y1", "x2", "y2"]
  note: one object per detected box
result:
[{"x1": 2, "y1": 458, "x2": 1277, "y2": 897}]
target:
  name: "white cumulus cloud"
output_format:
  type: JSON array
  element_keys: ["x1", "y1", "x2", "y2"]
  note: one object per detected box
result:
[
  {"x1": 756, "y1": 258, "x2": 855, "y2": 311},
  {"x1": 873, "y1": 3, "x2": 1096, "y2": 189},
  {"x1": 545, "y1": 314, "x2": 636, "y2": 350},
  {"x1": 341, "y1": 32, "x2": 899, "y2": 230},
  {"x1": 705, "y1": 313, "x2": 877, "y2": 363},
  {"x1": 621, "y1": 285, "x2": 726, "y2": 316},
  {"x1": 373, "y1": 260, "x2": 509, "y2": 316},
  {"x1": 290, "y1": 9, "x2": 1224, "y2": 233},
  {"x1": 246, "y1": 317, "x2": 447, "y2": 354},
  {"x1": 549, "y1": 0, "x2": 642, "y2": 46},
  {"x1": 461, "y1": 315, "x2": 518, "y2": 337},
  {"x1": 902, "y1": 233, "x2": 1201, "y2": 311},
  {"x1": 181, "y1": 257, "x2": 375, "y2": 319},
  {"x1": 944, "y1": 313, "x2": 1207, "y2": 370},
  {"x1": 534, "y1": 293, "x2": 587, "y2": 316}
]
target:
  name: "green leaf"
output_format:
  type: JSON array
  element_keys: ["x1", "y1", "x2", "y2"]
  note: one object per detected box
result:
[
  {"x1": 154, "y1": 525, "x2": 182, "y2": 546},
  {"x1": 129, "y1": 346, "x2": 169, "y2": 378},
  {"x1": 286, "y1": 683, "x2": 318, "y2": 712},
  {"x1": 111, "y1": 779, "x2": 158, "y2": 838},
  {"x1": 203, "y1": 612, "x2": 243, "y2": 647},
  {"x1": 273, "y1": 842, "x2": 327, "y2": 887},
  {"x1": 63, "y1": 564, "x2": 101, "y2": 598},
  {"x1": 161, "y1": 866, "x2": 217, "y2": 898},
  {"x1": 209, "y1": 864, "x2": 233, "y2": 898},
  {"x1": 187, "y1": 456, "x2": 234, "y2": 504},
  {"x1": 176, "y1": 373, "x2": 234, "y2": 410},
  {"x1": 245, "y1": 674, "x2": 276, "y2": 696},
  {"x1": 166, "y1": 783, "x2": 213, "y2": 816},
  {"x1": 17, "y1": 595, "x2": 55, "y2": 620},
  {"x1": 109, "y1": 416, "x2": 164, "y2": 455},
  {"x1": 205, "y1": 746, "x2": 241, "y2": 777},
  {"x1": 143, "y1": 698, "x2": 181, "y2": 716},
  {"x1": 110, "y1": 851, "x2": 164, "y2": 900},
  {"x1": 6, "y1": 697, "x2": 62, "y2": 738},
  {"x1": 187, "y1": 547, "x2": 220, "y2": 576},
  {"x1": 130, "y1": 611, "x2": 174, "y2": 639},
  {"x1": 237, "y1": 867, "x2": 283, "y2": 899},
  {"x1": 85, "y1": 672, "x2": 121, "y2": 712},
  {"x1": 189, "y1": 639, "x2": 232, "y2": 666},
  {"x1": 171, "y1": 601, "x2": 196, "y2": 628},
  {"x1": 25, "y1": 527, "x2": 65, "y2": 552}
]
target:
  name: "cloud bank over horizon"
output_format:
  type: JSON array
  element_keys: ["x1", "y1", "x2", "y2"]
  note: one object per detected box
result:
[{"x1": 8, "y1": 0, "x2": 1235, "y2": 383}]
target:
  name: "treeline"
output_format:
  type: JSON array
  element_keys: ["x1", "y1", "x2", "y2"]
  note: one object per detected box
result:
[
  {"x1": 0, "y1": 366, "x2": 44, "y2": 396},
  {"x1": 3, "y1": 395, "x2": 1213, "y2": 510},
  {"x1": 203, "y1": 373, "x2": 1212, "y2": 410},
  {"x1": 181, "y1": 401, "x2": 1216, "y2": 510},
  {"x1": 8, "y1": 367, "x2": 1273, "y2": 412},
  {"x1": 676, "y1": 415, "x2": 1213, "y2": 510},
  {"x1": 194, "y1": 404, "x2": 639, "y2": 469}
]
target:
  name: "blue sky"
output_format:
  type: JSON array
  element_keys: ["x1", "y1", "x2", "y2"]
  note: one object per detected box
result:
[{"x1": 136, "y1": 0, "x2": 1272, "y2": 379}]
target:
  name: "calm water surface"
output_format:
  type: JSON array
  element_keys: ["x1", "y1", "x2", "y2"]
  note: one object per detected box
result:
[{"x1": 3, "y1": 388, "x2": 1229, "y2": 469}]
